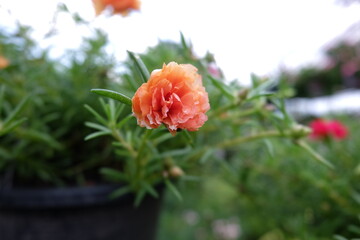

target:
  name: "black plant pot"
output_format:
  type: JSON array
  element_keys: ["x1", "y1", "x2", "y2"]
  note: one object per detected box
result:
[{"x1": 0, "y1": 184, "x2": 164, "y2": 240}]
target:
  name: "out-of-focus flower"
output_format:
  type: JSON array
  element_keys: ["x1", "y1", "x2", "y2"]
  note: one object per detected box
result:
[
  {"x1": 92, "y1": 0, "x2": 140, "y2": 16},
  {"x1": 212, "y1": 218, "x2": 241, "y2": 240},
  {"x1": 207, "y1": 62, "x2": 222, "y2": 79},
  {"x1": 132, "y1": 62, "x2": 210, "y2": 135},
  {"x1": 0, "y1": 55, "x2": 9, "y2": 69},
  {"x1": 309, "y1": 119, "x2": 348, "y2": 140},
  {"x1": 341, "y1": 60, "x2": 358, "y2": 77}
]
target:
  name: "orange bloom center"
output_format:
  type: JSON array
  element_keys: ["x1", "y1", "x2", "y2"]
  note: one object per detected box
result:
[{"x1": 132, "y1": 62, "x2": 210, "y2": 135}]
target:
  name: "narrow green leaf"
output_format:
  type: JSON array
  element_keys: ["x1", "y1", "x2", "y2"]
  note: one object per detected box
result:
[
  {"x1": 156, "y1": 146, "x2": 192, "y2": 159},
  {"x1": 109, "y1": 186, "x2": 132, "y2": 199},
  {"x1": 351, "y1": 191, "x2": 360, "y2": 204},
  {"x1": 85, "y1": 121, "x2": 110, "y2": 132},
  {"x1": 245, "y1": 92, "x2": 276, "y2": 101},
  {"x1": 333, "y1": 235, "x2": 348, "y2": 240},
  {"x1": 180, "y1": 32, "x2": 190, "y2": 52},
  {"x1": 270, "y1": 98, "x2": 293, "y2": 125},
  {"x1": 84, "y1": 131, "x2": 111, "y2": 141},
  {"x1": 127, "y1": 50, "x2": 150, "y2": 83},
  {"x1": 199, "y1": 148, "x2": 214, "y2": 164},
  {"x1": 165, "y1": 179, "x2": 183, "y2": 201},
  {"x1": 114, "y1": 149, "x2": 132, "y2": 158},
  {"x1": 99, "y1": 97, "x2": 108, "y2": 113},
  {"x1": 109, "y1": 99, "x2": 116, "y2": 123},
  {"x1": 264, "y1": 139, "x2": 275, "y2": 159},
  {"x1": 126, "y1": 130, "x2": 133, "y2": 145},
  {"x1": 182, "y1": 130, "x2": 194, "y2": 147},
  {"x1": 152, "y1": 132, "x2": 173, "y2": 146},
  {"x1": 145, "y1": 161, "x2": 162, "y2": 174},
  {"x1": 123, "y1": 74, "x2": 138, "y2": 92},
  {"x1": 99, "y1": 98, "x2": 112, "y2": 121},
  {"x1": 0, "y1": 118, "x2": 27, "y2": 136},
  {"x1": 114, "y1": 103, "x2": 125, "y2": 121},
  {"x1": 57, "y1": 2, "x2": 69, "y2": 12},
  {"x1": 116, "y1": 114, "x2": 133, "y2": 129},
  {"x1": 100, "y1": 168, "x2": 127, "y2": 182},
  {"x1": 146, "y1": 141, "x2": 159, "y2": 156},
  {"x1": 250, "y1": 77, "x2": 277, "y2": 94},
  {"x1": 91, "y1": 89, "x2": 132, "y2": 106},
  {"x1": 84, "y1": 104, "x2": 107, "y2": 125},
  {"x1": 142, "y1": 182, "x2": 159, "y2": 198},
  {"x1": 297, "y1": 140, "x2": 334, "y2": 169},
  {"x1": 17, "y1": 129, "x2": 62, "y2": 150},
  {"x1": 208, "y1": 75, "x2": 235, "y2": 100},
  {"x1": 215, "y1": 155, "x2": 236, "y2": 175},
  {"x1": 3, "y1": 96, "x2": 29, "y2": 125},
  {"x1": 134, "y1": 188, "x2": 147, "y2": 207}
]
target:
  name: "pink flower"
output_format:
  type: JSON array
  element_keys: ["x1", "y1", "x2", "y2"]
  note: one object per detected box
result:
[
  {"x1": 309, "y1": 119, "x2": 348, "y2": 140},
  {"x1": 207, "y1": 62, "x2": 222, "y2": 79},
  {"x1": 132, "y1": 62, "x2": 210, "y2": 135},
  {"x1": 341, "y1": 60, "x2": 358, "y2": 77}
]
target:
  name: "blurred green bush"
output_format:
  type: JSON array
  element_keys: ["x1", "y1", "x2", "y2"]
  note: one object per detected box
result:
[
  {"x1": 158, "y1": 114, "x2": 360, "y2": 240},
  {"x1": 0, "y1": 20, "x2": 118, "y2": 186}
]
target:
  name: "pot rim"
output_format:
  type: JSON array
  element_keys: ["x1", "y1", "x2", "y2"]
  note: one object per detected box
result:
[{"x1": 0, "y1": 184, "x2": 131, "y2": 209}]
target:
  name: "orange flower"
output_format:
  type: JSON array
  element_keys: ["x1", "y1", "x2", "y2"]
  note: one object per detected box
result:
[
  {"x1": 132, "y1": 62, "x2": 210, "y2": 135},
  {"x1": 92, "y1": 0, "x2": 140, "y2": 16},
  {"x1": 0, "y1": 56, "x2": 9, "y2": 69}
]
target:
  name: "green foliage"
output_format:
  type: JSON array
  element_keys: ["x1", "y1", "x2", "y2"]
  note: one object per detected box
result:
[
  {"x1": 87, "y1": 35, "x2": 331, "y2": 207},
  {"x1": 157, "y1": 115, "x2": 360, "y2": 240},
  {"x1": 226, "y1": 115, "x2": 360, "y2": 239},
  {"x1": 0, "y1": 17, "x2": 117, "y2": 186}
]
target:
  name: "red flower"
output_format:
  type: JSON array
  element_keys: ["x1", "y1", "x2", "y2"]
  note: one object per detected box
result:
[{"x1": 309, "y1": 119, "x2": 348, "y2": 140}]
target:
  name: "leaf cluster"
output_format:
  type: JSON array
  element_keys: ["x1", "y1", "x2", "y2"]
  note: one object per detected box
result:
[{"x1": 0, "y1": 19, "x2": 117, "y2": 186}]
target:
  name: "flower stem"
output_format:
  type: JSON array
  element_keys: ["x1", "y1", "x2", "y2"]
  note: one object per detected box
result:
[
  {"x1": 135, "y1": 129, "x2": 153, "y2": 183},
  {"x1": 210, "y1": 102, "x2": 241, "y2": 117},
  {"x1": 217, "y1": 130, "x2": 285, "y2": 149},
  {"x1": 112, "y1": 129, "x2": 137, "y2": 158}
]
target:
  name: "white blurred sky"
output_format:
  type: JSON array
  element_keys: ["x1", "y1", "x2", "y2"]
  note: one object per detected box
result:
[{"x1": 0, "y1": 0, "x2": 360, "y2": 85}]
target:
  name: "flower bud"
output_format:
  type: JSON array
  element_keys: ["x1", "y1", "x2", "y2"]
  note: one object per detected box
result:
[
  {"x1": 169, "y1": 166, "x2": 184, "y2": 178},
  {"x1": 238, "y1": 88, "x2": 249, "y2": 101},
  {"x1": 291, "y1": 124, "x2": 312, "y2": 139}
]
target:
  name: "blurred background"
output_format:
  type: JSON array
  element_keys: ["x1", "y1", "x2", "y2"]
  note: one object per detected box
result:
[
  {"x1": 1, "y1": 0, "x2": 360, "y2": 240},
  {"x1": 1, "y1": 0, "x2": 360, "y2": 85}
]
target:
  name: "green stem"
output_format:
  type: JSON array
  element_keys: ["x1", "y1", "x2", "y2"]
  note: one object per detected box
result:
[
  {"x1": 296, "y1": 140, "x2": 335, "y2": 169},
  {"x1": 209, "y1": 102, "x2": 241, "y2": 118},
  {"x1": 217, "y1": 130, "x2": 286, "y2": 149},
  {"x1": 135, "y1": 129, "x2": 153, "y2": 182},
  {"x1": 112, "y1": 129, "x2": 137, "y2": 158},
  {"x1": 233, "y1": 107, "x2": 259, "y2": 118}
]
